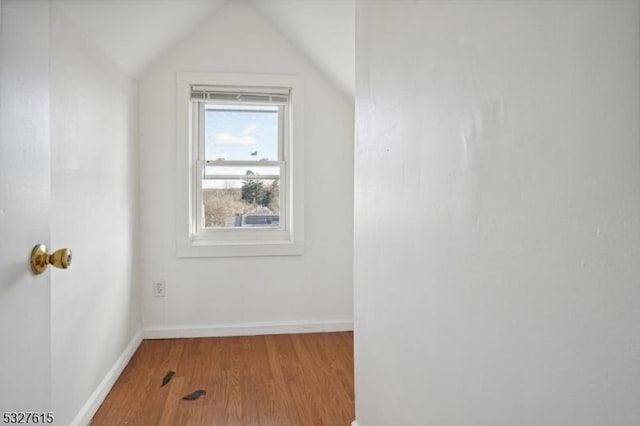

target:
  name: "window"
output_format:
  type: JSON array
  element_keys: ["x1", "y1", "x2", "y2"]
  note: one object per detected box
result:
[{"x1": 176, "y1": 73, "x2": 304, "y2": 257}]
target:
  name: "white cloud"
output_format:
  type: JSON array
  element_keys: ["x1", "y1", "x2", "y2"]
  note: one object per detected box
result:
[
  {"x1": 214, "y1": 132, "x2": 256, "y2": 145},
  {"x1": 243, "y1": 124, "x2": 257, "y2": 135}
]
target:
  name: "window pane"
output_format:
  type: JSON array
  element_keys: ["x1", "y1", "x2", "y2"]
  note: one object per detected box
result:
[
  {"x1": 203, "y1": 178, "x2": 281, "y2": 228},
  {"x1": 205, "y1": 104, "x2": 279, "y2": 162}
]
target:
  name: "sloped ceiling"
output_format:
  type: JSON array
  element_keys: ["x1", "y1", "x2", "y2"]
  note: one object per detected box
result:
[
  {"x1": 54, "y1": 0, "x2": 354, "y2": 99},
  {"x1": 252, "y1": 0, "x2": 354, "y2": 97},
  {"x1": 54, "y1": 0, "x2": 228, "y2": 77}
]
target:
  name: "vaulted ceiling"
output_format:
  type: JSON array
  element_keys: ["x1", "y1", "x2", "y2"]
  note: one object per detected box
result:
[{"x1": 54, "y1": 0, "x2": 355, "y2": 98}]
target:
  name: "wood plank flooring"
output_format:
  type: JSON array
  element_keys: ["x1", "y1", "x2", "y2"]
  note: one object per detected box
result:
[{"x1": 91, "y1": 332, "x2": 354, "y2": 426}]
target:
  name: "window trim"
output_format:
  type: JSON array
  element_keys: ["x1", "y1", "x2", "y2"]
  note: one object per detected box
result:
[{"x1": 176, "y1": 72, "x2": 304, "y2": 257}]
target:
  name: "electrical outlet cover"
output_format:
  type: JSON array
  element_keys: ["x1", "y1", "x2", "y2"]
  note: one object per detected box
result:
[{"x1": 153, "y1": 280, "x2": 166, "y2": 297}]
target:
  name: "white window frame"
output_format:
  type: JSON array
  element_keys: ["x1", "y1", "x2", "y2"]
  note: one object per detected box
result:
[
  {"x1": 176, "y1": 72, "x2": 304, "y2": 257},
  {"x1": 193, "y1": 93, "x2": 288, "y2": 242}
]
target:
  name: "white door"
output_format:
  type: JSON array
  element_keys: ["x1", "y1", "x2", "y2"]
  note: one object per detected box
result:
[{"x1": 0, "y1": 0, "x2": 52, "y2": 414}]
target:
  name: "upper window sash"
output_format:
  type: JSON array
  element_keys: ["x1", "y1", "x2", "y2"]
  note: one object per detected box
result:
[{"x1": 198, "y1": 102, "x2": 286, "y2": 163}]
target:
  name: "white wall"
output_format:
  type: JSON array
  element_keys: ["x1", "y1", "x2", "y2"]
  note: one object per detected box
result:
[
  {"x1": 252, "y1": 0, "x2": 355, "y2": 98},
  {"x1": 139, "y1": 1, "x2": 354, "y2": 333},
  {"x1": 354, "y1": 1, "x2": 640, "y2": 425},
  {"x1": 0, "y1": 0, "x2": 52, "y2": 412},
  {"x1": 51, "y1": 8, "x2": 141, "y2": 425}
]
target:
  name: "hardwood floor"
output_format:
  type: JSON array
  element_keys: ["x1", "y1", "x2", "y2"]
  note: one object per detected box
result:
[{"x1": 91, "y1": 332, "x2": 354, "y2": 426}]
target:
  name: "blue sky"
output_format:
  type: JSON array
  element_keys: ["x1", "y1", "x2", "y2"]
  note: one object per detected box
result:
[{"x1": 205, "y1": 105, "x2": 278, "y2": 162}]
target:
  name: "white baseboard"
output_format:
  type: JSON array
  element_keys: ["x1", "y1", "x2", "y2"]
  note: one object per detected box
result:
[
  {"x1": 352, "y1": 421, "x2": 359, "y2": 426},
  {"x1": 143, "y1": 319, "x2": 353, "y2": 339},
  {"x1": 70, "y1": 329, "x2": 143, "y2": 426}
]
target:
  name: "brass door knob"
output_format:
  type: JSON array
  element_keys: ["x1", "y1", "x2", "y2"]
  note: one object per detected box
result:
[{"x1": 30, "y1": 244, "x2": 72, "y2": 275}]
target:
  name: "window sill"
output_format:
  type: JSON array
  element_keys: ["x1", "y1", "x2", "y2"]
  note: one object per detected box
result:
[{"x1": 176, "y1": 239, "x2": 304, "y2": 258}]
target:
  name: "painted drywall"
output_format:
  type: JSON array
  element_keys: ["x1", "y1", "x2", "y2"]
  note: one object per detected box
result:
[
  {"x1": 50, "y1": 8, "x2": 141, "y2": 425},
  {"x1": 354, "y1": 1, "x2": 640, "y2": 425},
  {"x1": 54, "y1": 0, "x2": 355, "y2": 99},
  {"x1": 54, "y1": 0, "x2": 227, "y2": 78},
  {"x1": 0, "y1": 0, "x2": 52, "y2": 412},
  {"x1": 139, "y1": 1, "x2": 354, "y2": 330},
  {"x1": 252, "y1": 0, "x2": 355, "y2": 98}
]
